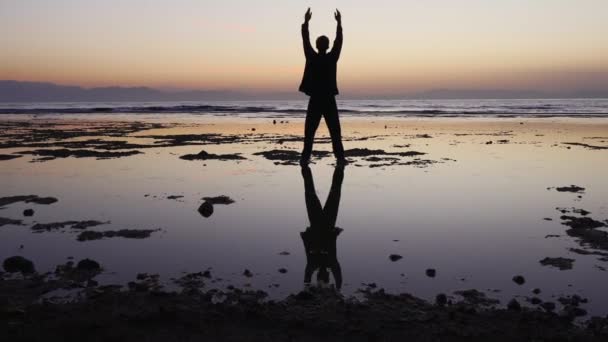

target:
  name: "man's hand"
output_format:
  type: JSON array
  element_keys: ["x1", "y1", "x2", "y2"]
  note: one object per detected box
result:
[
  {"x1": 304, "y1": 8, "x2": 312, "y2": 23},
  {"x1": 334, "y1": 9, "x2": 341, "y2": 23}
]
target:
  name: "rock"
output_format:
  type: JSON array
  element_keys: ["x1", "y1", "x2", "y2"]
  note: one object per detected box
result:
[
  {"x1": 198, "y1": 202, "x2": 214, "y2": 218},
  {"x1": 0, "y1": 195, "x2": 58, "y2": 207},
  {"x1": 389, "y1": 254, "x2": 403, "y2": 262},
  {"x1": 77, "y1": 259, "x2": 101, "y2": 271},
  {"x1": 562, "y1": 306, "x2": 587, "y2": 318},
  {"x1": 512, "y1": 275, "x2": 525, "y2": 285},
  {"x1": 243, "y1": 269, "x2": 253, "y2": 277},
  {"x1": 295, "y1": 290, "x2": 313, "y2": 301},
  {"x1": 180, "y1": 150, "x2": 246, "y2": 161},
  {"x1": 426, "y1": 269, "x2": 436, "y2": 278},
  {"x1": 0, "y1": 154, "x2": 22, "y2": 161},
  {"x1": 539, "y1": 257, "x2": 575, "y2": 270},
  {"x1": 18, "y1": 148, "x2": 142, "y2": 160},
  {"x1": 454, "y1": 289, "x2": 499, "y2": 306},
  {"x1": 3, "y1": 256, "x2": 35, "y2": 273},
  {"x1": 278, "y1": 268, "x2": 288, "y2": 274},
  {"x1": 560, "y1": 216, "x2": 605, "y2": 230},
  {"x1": 507, "y1": 299, "x2": 521, "y2": 311},
  {"x1": 278, "y1": 251, "x2": 290, "y2": 256},
  {"x1": 555, "y1": 185, "x2": 585, "y2": 193},
  {"x1": 77, "y1": 229, "x2": 158, "y2": 241},
  {"x1": 541, "y1": 302, "x2": 556, "y2": 312},
  {"x1": 532, "y1": 288, "x2": 541, "y2": 295},
  {"x1": 0, "y1": 217, "x2": 23, "y2": 227},
  {"x1": 202, "y1": 196, "x2": 235, "y2": 205},
  {"x1": 530, "y1": 297, "x2": 542, "y2": 305},
  {"x1": 435, "y1": 293, "x2": 448, "y2": 306},
  {"x1": 31, "y1": 220, "x2": 107, "y2": 232},
  {"x1": 23, "y1": 209, "x2": 34, "y2": 217}
]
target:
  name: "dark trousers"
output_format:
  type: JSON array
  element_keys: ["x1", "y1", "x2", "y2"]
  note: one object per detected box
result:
[{"x1": 301, "y1": 95, "x2": 345, "y2": 160}]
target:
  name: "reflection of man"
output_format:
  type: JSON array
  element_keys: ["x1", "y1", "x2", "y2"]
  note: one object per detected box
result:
[
  {"x1": 299, "y1": 8, "x2": 346, "y2": 165},
  {"x1": 300, "y1": 165, "x2": 345, "y2": 289}
]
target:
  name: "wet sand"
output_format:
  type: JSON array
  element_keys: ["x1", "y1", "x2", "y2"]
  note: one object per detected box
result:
[{"x1": 1, "y1": 116, "x2": 608, "y2": 339}]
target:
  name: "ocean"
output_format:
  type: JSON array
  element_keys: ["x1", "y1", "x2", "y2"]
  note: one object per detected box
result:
[{"x1": 1, "y1": 98, "x2": 608, "y2": 117}]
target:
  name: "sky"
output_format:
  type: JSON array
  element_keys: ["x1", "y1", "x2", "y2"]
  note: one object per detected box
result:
[{"x1": 1, "y1": 0, "x2": 607, "y2": 96}]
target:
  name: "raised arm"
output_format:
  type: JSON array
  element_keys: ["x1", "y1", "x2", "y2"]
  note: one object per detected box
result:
[
  {"x1": 331, "y1": 9, "x2": 343, "y2": 59},
  {"x1": 302, "y1": 8, "x2": 314, "y2": 59}
]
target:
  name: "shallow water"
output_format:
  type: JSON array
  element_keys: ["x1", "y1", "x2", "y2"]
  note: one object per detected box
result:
[{"x1": 1, "y1": 116, "x2": 607, "y2": 315}]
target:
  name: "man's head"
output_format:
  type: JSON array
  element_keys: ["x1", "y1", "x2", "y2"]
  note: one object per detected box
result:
[{"x1": 316, "y1": 35, "x2": 329, "y2": 53}]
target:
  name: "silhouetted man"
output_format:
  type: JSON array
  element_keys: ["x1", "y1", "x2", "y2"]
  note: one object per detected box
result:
[
  {"x1": 300, "y1": 165, "x2": 344, "y2": 289},
  {"x1": 299, "y1": 8, "x2": 346, "y2": 165}
]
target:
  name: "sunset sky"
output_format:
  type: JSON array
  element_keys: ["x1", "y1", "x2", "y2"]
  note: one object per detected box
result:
[{"x1": 1, "y1": 0, "x2": 607, "y2": 96}]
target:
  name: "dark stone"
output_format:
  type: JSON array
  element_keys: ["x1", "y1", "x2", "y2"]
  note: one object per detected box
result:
[
  {"x1": 512, "y1": 275, "x2": 525, "y2": 285},
  {"x1": 560, "y1": 215, "x2": 605, "y2": 230},
  {"x1": 507, "y1": 299, "x2": 521, "y2": 311},
  {"x1": 0, "y1": 217, "x2": 23, "y2": 227},
  {"x1": 198, "y1": 202, "x2": 214, "y2": 218},
  {"x1": 532, "y1": 288, "x2": 541, "y2": 295},
  {"x1": 202, "y1": 196, "x2": 235, "y2": 205},
  {"x1": 77, "y1": 259, "x2": 101, "y2": 271},
  {"x1": 389, "y1": 254, "x2": 402, "y2": 262},
  {"x1": 23, "y1": 209, "x2": 34, "y2": 217},
  {"x1": 0, "y1": 154, "x2": 22, "y2": 161},
  {"x1": 435, "y1": 293, "x2": 448, "y2": 306},
  {"x1": 18, "y1": 148, "x2": 142, "y2": 160},
  {"x1": 295, "y1": 290, "x2": 313, "y2": 301},
  {"x1": 3, "y1": 256, "x2": 35, "y2": 273},
  {"x1": 31, "y1": 220, "x2": 106, "y2": 232},
  {"x1": 77, "y1": 229, "x2": 158, "y2": 241},
  {"x1": 180, "y1": 150, "x2": 246, "y2": 161},
  {"x1": 530, "y1": 297, "x2": 542, "y2": 305},
  {"x1": 555, "y1": 185, "x2": 585, "y2": 193},
  {"x1": 539, "y1": 257, "x2": 575, "y2": 270},
  {"x1": 243, "y1": 269, "x2": 253, "y2": 277},
  {"x1": 0, "y1": 195, "x2": 58, "y2": 207},
  {"x1": 278, "y1": 268, "x2": 288, "y2": 274},
  {"x1": 541, "y1": 302, "x2": 556, "y2": 312},
  {"x1": 425, "y1": 269, "x2": 436, "y2": 278}
]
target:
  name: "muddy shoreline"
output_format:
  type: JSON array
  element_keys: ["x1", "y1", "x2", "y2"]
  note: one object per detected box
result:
[{"x1": 1, "y1": 269, "x2": 608, "y2": 341}]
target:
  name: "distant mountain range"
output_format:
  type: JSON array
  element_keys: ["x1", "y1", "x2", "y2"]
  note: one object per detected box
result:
[
  {"x1": 0, "y1": 80, "x2": 276, "y2": 102},
  {"x1": 0, "y1": 80, "x2": 606, "y2": 102}
]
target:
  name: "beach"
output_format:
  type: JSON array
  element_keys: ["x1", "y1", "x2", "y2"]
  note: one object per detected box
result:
[{"x1": 1, "y1": 114, "x2": 608, "y2": 339}]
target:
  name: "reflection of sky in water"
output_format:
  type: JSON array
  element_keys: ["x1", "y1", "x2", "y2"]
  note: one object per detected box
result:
[{"x1": 1, "y1": 117, "x2": 608, "y2": 314}]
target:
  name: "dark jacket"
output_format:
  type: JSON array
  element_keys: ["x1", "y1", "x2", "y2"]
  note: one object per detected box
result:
[{"x1": 298, "y1": 22, "x2": 343, "y2": 97}]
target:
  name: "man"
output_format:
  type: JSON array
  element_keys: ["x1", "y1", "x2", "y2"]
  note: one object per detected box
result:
[
  {"x1": 300, "y1": 164, "x2": 344, "y2": 289},
  {"x1": 299, "y1": 8, "x2": 346, "y2": 165}
]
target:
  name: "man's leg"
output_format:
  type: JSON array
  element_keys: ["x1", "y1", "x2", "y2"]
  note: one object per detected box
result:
[
  {"x1": 301, "y1": 165, "x2": 323, "y2": 227},
  {"x1": 301, "y1": 97, "x2": 322, "y2": 163},
  {"x1": 323, "y1": 165, "x2": 345, "y2": 228},
  {"x1": 323, "y1": 96, "x2": 345, "y2": 161}
]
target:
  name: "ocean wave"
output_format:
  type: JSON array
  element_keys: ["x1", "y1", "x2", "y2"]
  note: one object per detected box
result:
[{"x1": 0, "y1": 102, "x2": 607, "y2": 117}]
